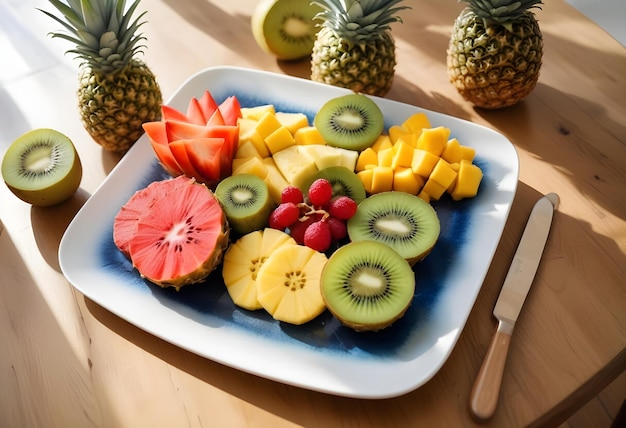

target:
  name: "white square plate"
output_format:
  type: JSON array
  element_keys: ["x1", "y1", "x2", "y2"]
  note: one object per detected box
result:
[{"x1": 59, "y1": 66, "x2": 518, "y2": 399}]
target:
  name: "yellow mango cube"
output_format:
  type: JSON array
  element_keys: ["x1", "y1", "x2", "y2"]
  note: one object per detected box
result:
[
  {"x1": 255, "y1": 111, "x2": 282, "y2": 139},
  {"x1": 422, "y1": 177, "x2": 447, "y2": 200},
  {"x1": 370, "y1": 135, "x2": 392, "y2": 152},
  {"x1": 417, "y1": 190, "x2": 431, "y2": 203},
  {"x1": 459, "y1": 145, "x2": 476, "y2": 162},
  {"x1": 411, "y1": 148, "x2": 439, "y2": 177},
  {"x1": 356, "y1": 147, "x2": 378, "y2": 171},
  {"x1": 264, "y1": 126, "x2": 295, "y2": 154},
  {"x1": 450, "y1": 160, "x2": 483, "y2": 201},
  {"x1": 393, "y1": 167, "x2": 424, "y2": 194},
  {"x1": 275, "y1": 112, "x2": 309, "y2": 134},
  {"x1": 441, "y1": 138, "x2": 463, "y2": 164},
  {"x1": 417, "y1": 126, "x2": 450, "y2": 156},
  {"x1": 401, "y1": 112, "x2": 431, "y2": 135},
  {"x1": 429, "y1": 158, "x2": 458, "y2": 189},
  {"x1": 294, "y1": 126, "x2": 326, "y2": 146},
  {"x1": 391, "y1": 140, "x2": 414, "y2": 169},
  {"x1": 272, "y1": 145, "x2": 317, "y2": 190},
  {"x1": 370, "y1": 166, "x2": 394, "y2": 194},
  {"x1": 377, "y1": 147, "x2": 394, "y2": 167},
  {"x1": 357, "y1": 168, "x2": 374, "y2": 194},
  {"x1": 388, "y1": 125, "x2": 410, "y2": 144},
  {"x1": 396, "y1": 133, "x2": 417, "y2": 148}
]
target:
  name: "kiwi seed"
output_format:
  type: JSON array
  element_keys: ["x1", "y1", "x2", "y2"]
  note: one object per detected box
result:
[
  {"x1": 321, "y1": 240, "x2": 415, "y2": 332},
  {"x1": 314, "y1": 93, "x2": 385, "y2": 152},
  {"x1": 214, "y1": 174, "x2": 274, "y2": 236},
  {"x1": 347, "y1": 191, "x2": 440, "y2": 266},
  {"x1": 1, "y1": 128, "x2": 82, "y2": 206}
]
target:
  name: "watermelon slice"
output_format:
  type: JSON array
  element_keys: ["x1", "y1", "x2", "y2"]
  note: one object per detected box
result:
[{"x1": 127, "y1": 178, "x2": 229, "y2": 289}]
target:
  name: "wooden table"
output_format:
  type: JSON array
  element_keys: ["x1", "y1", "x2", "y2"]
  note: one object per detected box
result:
[{"x1": 1, "y1": 0, "x2": 624, "y2": 426}]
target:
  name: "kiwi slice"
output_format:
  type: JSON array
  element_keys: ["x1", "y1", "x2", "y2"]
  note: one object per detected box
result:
[
  {"x1": 214, "y1": 174, "x2": 274, "y2": 236},
  {"x1": 251, "y1": 0, "x2": 322, "y2": 60},
  {"x1": 303, "y1": 166, "x2": 366, "y2": 203},
  {"x1": 1, "y1": 128, "x2": 82, "y2": 206},
  {"x1": 347, "y1": 191, "x2": 440, "y2": 266},
  {"x1": 321, "y1": 240, "x2": 415, "y2": 331},
  {"x1": 314, "y1": 94, "x2": 385, "y2": 151}
]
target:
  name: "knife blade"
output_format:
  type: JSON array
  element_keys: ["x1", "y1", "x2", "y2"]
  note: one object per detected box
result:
[{"x1": 469, "y1": 193, "x2": 559, "y2": 421}]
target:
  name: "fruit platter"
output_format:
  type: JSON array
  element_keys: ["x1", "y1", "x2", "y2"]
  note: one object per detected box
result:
[{"x1": 59, "y1": 66, "x2": 518, "y2": 399}]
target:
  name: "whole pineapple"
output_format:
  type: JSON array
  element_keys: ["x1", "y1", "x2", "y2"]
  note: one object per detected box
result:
[
  {"x1": 40, "y1": 0, "x2": 162, "y2": 153},
  {"x1": 446, "y1": 0, "x2": 543, "y2": 109},
  {"x1": 311, "y1": 0, "x2": 409, "y2": 97}
]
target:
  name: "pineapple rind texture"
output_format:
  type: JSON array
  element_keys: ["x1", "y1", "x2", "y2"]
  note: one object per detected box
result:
[
  {"x1": 78, "y1": 59, "x2": 162, "y2": 152},
  {"x1": 447, "y1": 9, "x2": 543, "y2": 109},
  {"x1": 311, "y1": 27, "x2": 396, "y2": 97}
]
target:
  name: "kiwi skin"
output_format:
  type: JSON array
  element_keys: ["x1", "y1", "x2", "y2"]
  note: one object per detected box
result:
[
  {"x1": 1, "y1": 128, "x2": 82, "y2": 206},
  {"x1": 314, "y1": 94, "x2": 385, "y2": 152},
  {"x1": 321, "y1": 240, "x2": 415, "y2": 332}
]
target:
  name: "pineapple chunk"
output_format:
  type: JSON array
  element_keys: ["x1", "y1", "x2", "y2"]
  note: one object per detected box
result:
[
  {"x1": 370, "y1": 166, "x2": 394, "y2": 194},
  {"x1": 417, "y1": 126, "x2": 450, "y2": 156},
  {"x1": 336, "y1": 147, "x2": 359, "y2": 171},
  {"x1": 235, "y1": 140, "x2": 263, "y2": 159},
  {"x1": 297, "y1": 145, "x2": 341, "y2": 171},
  {"x1": 264, "y1": 125, "x2": 295, "y2": 154},
  {"x1": 272, "y1": 145, "x2": 318, "y2": 190},
  {"x1": 241, "y1": 104, "x2": 275, "y2": 120},
  {"x1": 294, "y1": 126, "x2": 326, "y2": 146},
  {"x1": 263, "y1": 158, "x2": 290, "y2": 204},
  {"x1": 232, "y1": 156, "x2": 267, "y2": 178},
  {"x1": 256, "y1": 244, "x2": 328, "y2": 325},
  {"x1": 356, "y1": 147, "x2": 378, "y2": 171},
  {"x1": 401, "y1": 112, "x2": 431, "y2": 135},
  {"x1": 255, "y1": 111, "x2": 282, "y2": 139},
  {"x1": 411, "y1": 148, "x2": 439, "y2": 177},
  {"x1": 275, "y1": 112, "x2": 309, "y2": 134},
  {"x1": 393, "y1": 167, "x2": 424, "y2": 194},
  {"x1": 450, "y1": 160, "x2": 483, "y2": 201}
]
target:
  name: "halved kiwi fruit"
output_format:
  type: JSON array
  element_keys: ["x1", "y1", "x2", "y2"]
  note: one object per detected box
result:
[
  {"x1": 251, "y1": 0, "x2": 322, "y2": 61},
  {"x1": 347, "y1": 191, "x2": 440, "y2": 266},
  {"x1": 314, "y1": 93, "x2": 385, "y2": 151},
  {"x1": 321, "y1": 240, "x2": 415, "y2": 331},
  {"x1": 302, "y1": 166, "x2": 366, "y2": 203},
  {"x1": 214, "y1": 174, "x2": 274, "y2": 236},
  {"x1": 1, "y1": 128, "x2": 82, "y2": 206}
]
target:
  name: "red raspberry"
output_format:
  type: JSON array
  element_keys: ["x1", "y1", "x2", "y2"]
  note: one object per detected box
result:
[
  {"x1": 328, "y1": 196, "x2": 358, "y2": 220},
  {"x1": 303, "y1": 220, "x2": 332, "y2": 252},
  {"x1": 288, "y1": 214, "x2": 320, "y2": 244},
  {"x1": 326, "y1": 217, "x2": 347, "y2": 241},
  {"x1": 307, "y1": 178, "x2": 333, "y2": 207},
  {"x1": 269, "y1": 202, "x2": 300, "y2": 229},
  {"x1": 281, "y1": 186, "x2": 304, "y2": 204}
]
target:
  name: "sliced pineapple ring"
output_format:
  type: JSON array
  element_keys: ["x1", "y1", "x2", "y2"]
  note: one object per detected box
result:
[
  {"x1": 222, "y1": 228, "x2": 296, "y2": 310},
  {"x1": 256, "y1": 244, "x2": 328, "y2": 325}
]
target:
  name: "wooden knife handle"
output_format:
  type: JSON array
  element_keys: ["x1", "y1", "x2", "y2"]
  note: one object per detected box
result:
[{"x1": 469, "y1": 323, "x2": 512, "y2": 422}]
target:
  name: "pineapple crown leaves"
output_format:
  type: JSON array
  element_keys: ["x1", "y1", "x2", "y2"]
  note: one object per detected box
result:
[
  {"x1": 459, "y1": 0, "x2": 543, "y2": 31},
  {"x1": 312, "y1": 0, "x2": 410, "y2": 49},
  {"x1": 39, "y1": 0, "x2": 148, "y2": 73}
]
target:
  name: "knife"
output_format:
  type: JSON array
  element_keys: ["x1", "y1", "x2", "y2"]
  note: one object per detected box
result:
[{"x1": 469, "y1": 193, "x2": 559, "y2": 421}]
